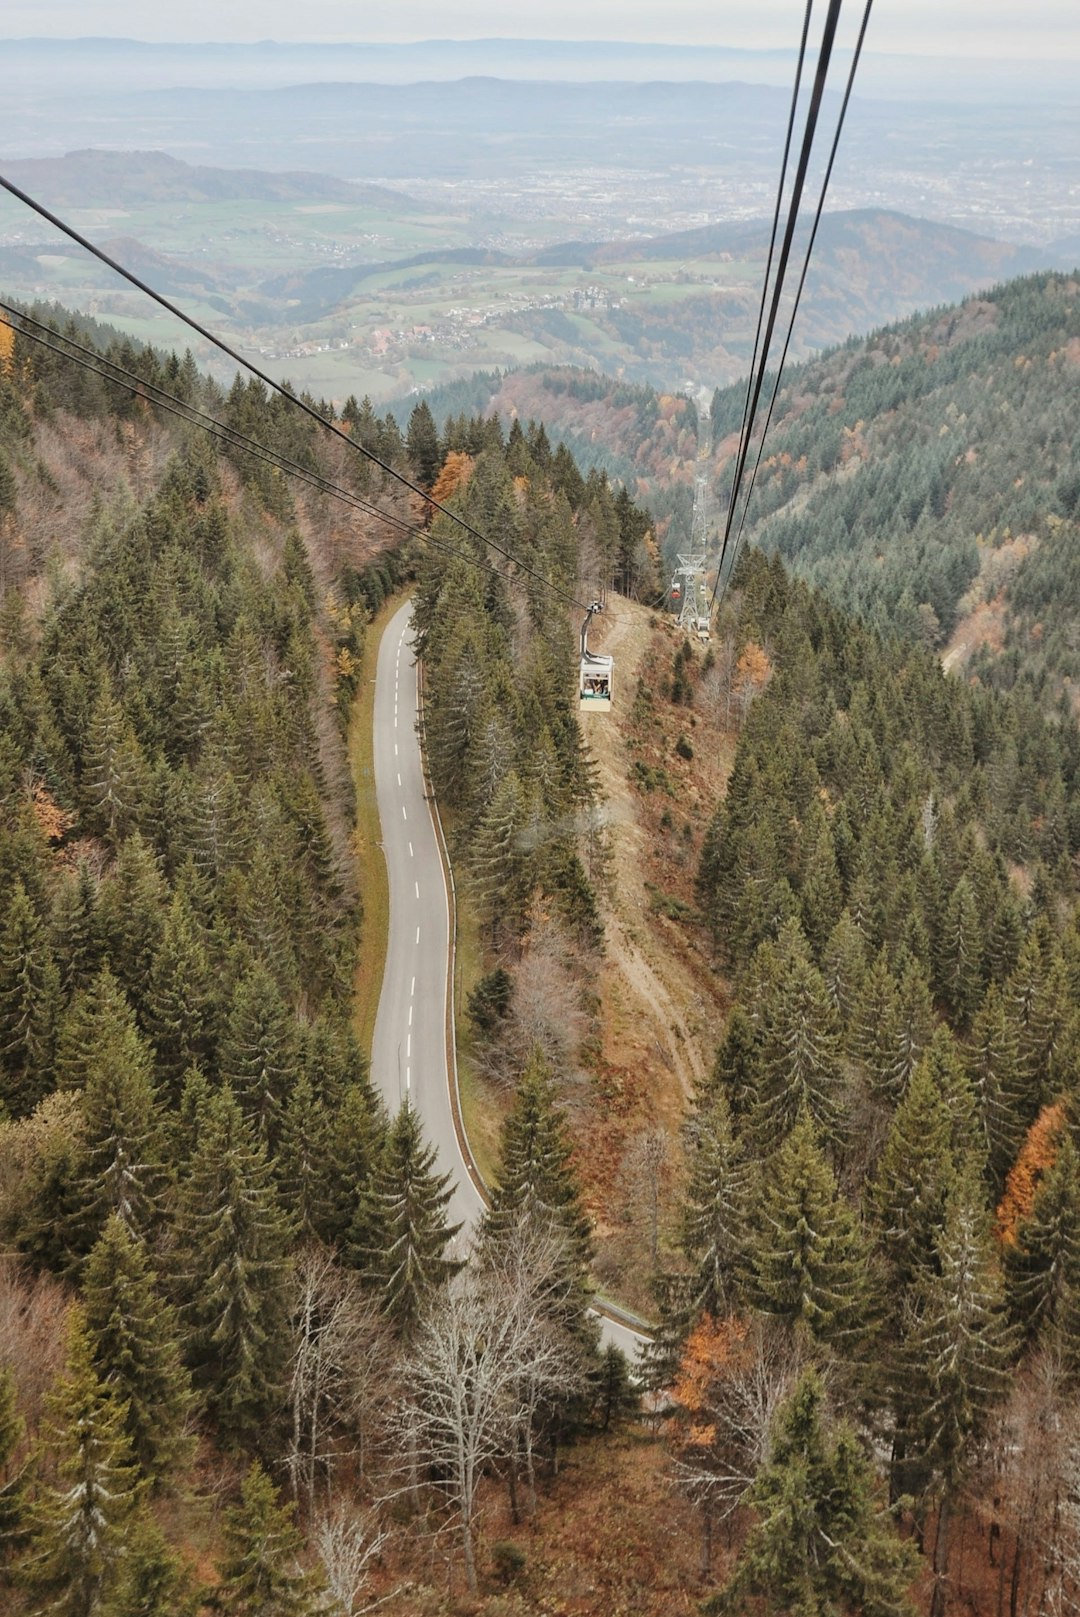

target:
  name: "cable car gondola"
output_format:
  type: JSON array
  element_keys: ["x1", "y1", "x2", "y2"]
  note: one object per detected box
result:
[{"x1": 579, "y1": 600, "x2": 613, "y2": 713}]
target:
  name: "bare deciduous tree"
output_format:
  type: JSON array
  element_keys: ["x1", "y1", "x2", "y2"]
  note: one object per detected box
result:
[
  {"x1": 0, "y1": 1255, "x2": 70, "y2": 1434},
  {"x1": 312, "y1": 1497, "x2": 389, "y2": 1616},
  {"x1": 669, "y1": 1313, "x2": 802, "y2": 1577},
  {"x1": 392, "y1": 1229, "x2": 587, "y2": 1593},
  {"x1": 286, "y1": 1243, "x2": 390, "y2": 1508}
]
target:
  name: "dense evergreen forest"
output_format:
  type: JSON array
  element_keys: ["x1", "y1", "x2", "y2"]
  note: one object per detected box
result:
[
  {"x1": 0, "y1": 306, "x2": 662, "y2": 1613},
  {"x1": 712, "y1": 270, "x2": 1080, "y2": 700},
  {"x1": 4, "y1": 269, "x2": 1080, "y2": 1617}
]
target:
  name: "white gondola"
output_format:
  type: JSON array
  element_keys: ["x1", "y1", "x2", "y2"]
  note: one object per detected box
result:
[{"x1": 579, "y1": 600, "x2": 613, "y2": 713}]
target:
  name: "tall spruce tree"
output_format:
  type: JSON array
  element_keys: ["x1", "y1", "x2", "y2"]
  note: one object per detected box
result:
[
  {"x1": 20, "y1": 1307, "x2": 139, "y2": 1617},
  {"x1": 746, "y1": 921, "x2": 845, "y2": 1151},
  {"x1": 212, "y1": 1461, "x2": 325, "y2": 1617},
  {"x1": 173, "y1": 1086, "x2": 293, "y2": 1441},
  {"x1": 707, "y1": 1369, "x2": 916, "y2": 1617},
  {"x1": 82, "y1": 1216, "x2": 194, "y2": 1485},
  {"x1": 357, "y1": 1100, "x2": 461, "y2": 1339},
  {"x1": 747, "y1": 1111, "x2": 871, "y2": 1353},
  {"x1": 681, "y1": 1087, "x2": 748, "y2": 1318},
  {"x1": 0, "y1": 878, "x2": 60, "y2": 1117}
]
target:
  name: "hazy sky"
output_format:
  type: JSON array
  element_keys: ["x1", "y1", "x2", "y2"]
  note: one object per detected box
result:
[{"x1": 4, "y1": 0, "x2": 1080, "y2": 60}]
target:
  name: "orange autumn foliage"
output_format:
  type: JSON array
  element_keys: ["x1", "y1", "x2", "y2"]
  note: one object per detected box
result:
[
  {"x1": 31, "y1": 783, "x2": 75, "y2": 846},
  {"x1": 429, "y1": 451, "x2": 475, "y2": 507},
  {"x1": 996, "y1": 1101, "x2": 1066, "y2": 1246},
  {"x1": 672, "y1": 1314, "x2": 749, "y2": 1420},
  {"x1": 733, "y1": 643, "x2": 773, "y2": 715},
  {"x1": 0, "y1": 317, "x2": 13, "y2": 373}
]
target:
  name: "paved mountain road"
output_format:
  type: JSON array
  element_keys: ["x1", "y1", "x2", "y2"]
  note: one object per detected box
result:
[{"x1": 369, "y1": 598, "x2": 646, "y2": 1361}]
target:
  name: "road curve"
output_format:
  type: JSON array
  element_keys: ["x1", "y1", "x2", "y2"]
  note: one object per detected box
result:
[{"x1": 370, "y1": 599, "x2": 646, "y2": 1361}]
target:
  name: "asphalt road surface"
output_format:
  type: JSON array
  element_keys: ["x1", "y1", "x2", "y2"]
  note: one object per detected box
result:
[{"x1": 370, "y1": 599, "x2": 646, "y2": 1361}]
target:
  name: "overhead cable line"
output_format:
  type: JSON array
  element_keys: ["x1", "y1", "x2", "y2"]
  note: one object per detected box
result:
[
  {"x1": 0, "y1": 171, "x2": 592, "y2": 610},
  {"x1": 0, "y1": 306, "x2": 548, "y2": 596},
  {"x1": 707, "y1": 0, "x2": 876, "y2": 621},
  {"x1": 729, "y1": 0, "x2": 815, "y2": 478},
  {"x1": 0, "y1": 300, "x2": 587, "y2": 606},
  {"x1": 721, "y1": 0, "x2": 874, "y2": 608}
]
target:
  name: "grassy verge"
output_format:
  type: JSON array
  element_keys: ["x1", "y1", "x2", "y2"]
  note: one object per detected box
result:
[{"x1": 348, "y1": 593, "x2": 403, "y2": 1058}]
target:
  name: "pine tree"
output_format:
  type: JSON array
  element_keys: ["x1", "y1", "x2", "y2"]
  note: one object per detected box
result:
[
  {"x1": 144, "y1": 891, "x2": 211, "y2": 1103},
  {"x1": 218, "y1": 962, "x2": 297, "y2": 1149},
  {"x1": 747, "y1": 922, "x2": 845, "y2": 1151},
  {"x1": 51, "y1": 861, "x2": 101, "y2": 996},
  {"x1": 96, "y1": 833, "x2": 167, "y2": 1018},
  {"x1": 869, "y1": 1048, "x2": 959, "y2": 1302},
  {"x1": 80, "y1": 685, "x2": 151, "y2": 845},
  {"x1": 821, "y1": 909, "x2": 867, "y2": 1028},
  {"x1": 889, "y1": 1176, "x2": 1011, "y2": 1579},
  {"x1": 405, "y1": 400, "x2": 441, "y2": 491},
  {"x1": 966, "y1": 983, "x2": 1028, "y2": 1192},
  {"x1": 357, "y1": 1100, "x2": 461, "y2": 1339},
  {"x1": 850, "y1": 950, "x2": 903, "y2": 1103},
  {"x1": 275, "y1": 1073, "x2": 335, "y2": 1242},
  {"x1": 681, "y1": 1088, "x2": 748, "y2": 1317},
  {"x1": 99, "y1": 1515, "x2": 198, "y2": 1617},
  {"x1": 20, "y1": 1307, "x2": 139, "y2": 1617},
  {"x1": 0, "y1": 878, "x2": 60, "y2": 1117},
  {"x1": 323, "y1": 1080, "x2": 386, "y2": 1251},
  {"x1": 707, "y1": 1368, "x2": 916, "y2": 1617},
  {"x1": 82, "y1": 1216, "x2": 194, "y2": 1484},
  {"x1": 747, "y1": 1112, "x2": 871, "y2": 1352},
  {"x1": 65, "y1": 991, "x2": 163, "y2": 1263},
  {"x1": 212, "y1": 1461, "x2": 324, "y2": 1617},
  {"x1": 173, "y1": 1086, "x2": 293, "y2": 1440},
  {"x1": 483, "y1": 1049, "x2": 595, "y2": 1343},
  {"x1": 936, "y1": 875, "x2": 986, "y2": 1027}
]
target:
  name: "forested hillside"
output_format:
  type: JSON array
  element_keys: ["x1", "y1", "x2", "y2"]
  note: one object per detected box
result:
[
  {"x1": 0, "y1": 307, "x2": 664, "y2": 1613},
  {"x1": 8, "y1": 273, "x2": 1080, "y2": 1617},
  {"x1": 713, "y1": 270, "x2": 1080, "y2": 699}
]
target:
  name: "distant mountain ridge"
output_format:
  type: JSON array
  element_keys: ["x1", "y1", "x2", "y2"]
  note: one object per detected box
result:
[{"x1": 0, "y1": 149, "x2": 422, "y2": 210}]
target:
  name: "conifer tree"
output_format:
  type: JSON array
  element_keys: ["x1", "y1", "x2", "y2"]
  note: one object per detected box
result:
[
  {"x1": 681, "y1": 1088, "x2": 748, "y2": 1317},
  {"x1": 51, "y1": 861, "x2": 101, "y2": 996},
  {"x1": 80, "y1": 685, "x2": 151, "y2": 845},
  {"x1": 173, "y1": 1086, "x2": 293, "y2": 1439},
  {"x1": 357, "y1": 1100, "x2": 461, "y2": 1339},
  {"x1": 275, "y1": 1073, "x2": 335, "y2": 1242},
  {"x1": 82, "y1": 1216, "x2": 194, "y2": 1484},
  {"x1": 850, "y1": 950, "x2": 903, "y2": 1102},
  {"x1": 217, "y1": 962, "x2": 297, "y2": 1149},
  {"x1": 96, "y1": 833, "x2": 167, "y2": 1018},
  {"x1": 65, "y1": 992, "x2": 163, "y2": 1262},
  {"x1": 144, "y1": 891, "x2": 211, "y2": 1102},
  {"x1": 486, "y1": 1050, "x2": 591, "y2": 1264},
  {"x1": 20, "y1": 1307, "x2": 139, "y2": 1617},
  {"x1": 821, "y1": 909, "x2": 867, "y2": 1027},
  {"x1": 323, "y1": 1080, "x2": 386, "y2": 1251},
  {"x1": 0, "y1": 878, "x2": 60, "y2": 1118},
  {"x1": 710, "y1": 1005, "x2": 760, "y2": 1124},
  {"x1": 212, "y1": 1461, "x2": 325, "y2": 1617},
  {"x1": 889, "y1": 1176, "x2": 1011, "y2": 1587},
  {"x1": 707, "y1": 1368, "x2": 916, "y2": 1617},
  {"x1": 966, "y1": 982, "x2": 1027, "y2": 1192},
  {"x1": 1003, "y1": 1134, "x2": 1080, "y2": 1344},
  {"x1": 483, "y1": 1049, "x2": 595, "y2": 1342},
  {"x1": 869, "y1": 1046, "x2": 960, "y2": 1300},
  {"x1": 747, "y1": 1112, "x2": 871, "y2": 1352},
  {"x1": 747, "y1": 922, "x2": 844, "y2": 1150},
  {"x1": 99, "y1": 1515, "x2": 198, "y2": 1617}
]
